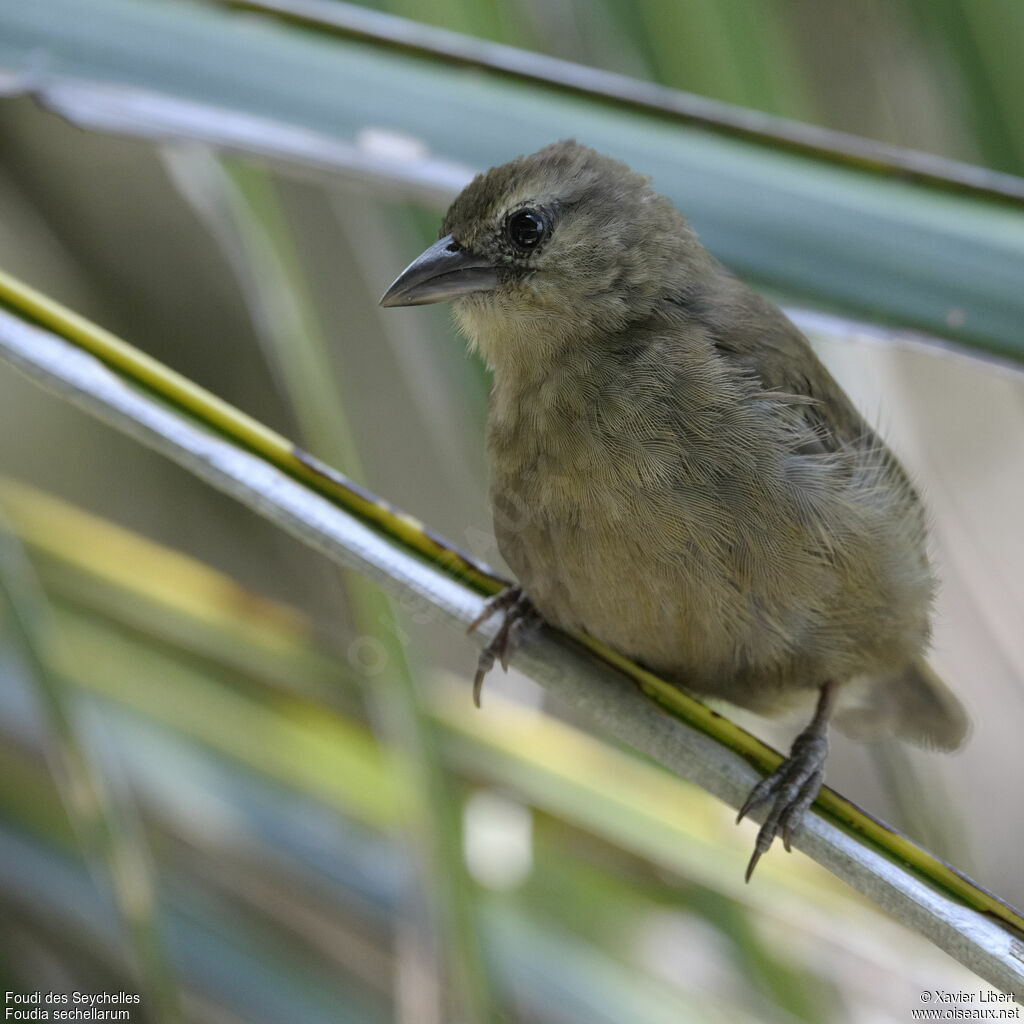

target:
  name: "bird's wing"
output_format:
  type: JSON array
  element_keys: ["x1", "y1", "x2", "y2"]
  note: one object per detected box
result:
[{"x1": 701, "y1": 287, "x2": 870, "y2": 455}]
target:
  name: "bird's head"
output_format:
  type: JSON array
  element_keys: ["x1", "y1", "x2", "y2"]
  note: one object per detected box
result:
[{"x1": 380, "y1": 140, "x2": 708, "y2": 369}]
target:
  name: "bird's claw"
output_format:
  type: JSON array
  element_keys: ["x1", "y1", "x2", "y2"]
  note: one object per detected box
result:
[
  {"x1": 737, "y1": 730, "x2": 828, "y2": 882},
  {"x1": 467, "y1": 586, "x2": 540, "y2": 707}
]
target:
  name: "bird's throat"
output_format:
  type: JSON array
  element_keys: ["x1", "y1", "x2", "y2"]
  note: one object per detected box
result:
[{"x1": 453, "y1": 296, "x2": 589, "y2": 376}]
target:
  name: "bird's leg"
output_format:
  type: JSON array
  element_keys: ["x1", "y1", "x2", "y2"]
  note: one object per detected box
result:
[
  {"x1": 467, "y1": 586, "x2": 541, "y2": 707},
  {"x1": 737, "y1": 680, "x2": 838, "y2": 881}
]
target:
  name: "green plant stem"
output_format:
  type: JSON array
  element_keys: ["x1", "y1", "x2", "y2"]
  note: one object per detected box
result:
[
  {"x1": 1, "y1": 286, "x2": 1022, "y2": 996},
  {"x1": 171, "y1": 154, "x2": 498, "y2": 1021}
]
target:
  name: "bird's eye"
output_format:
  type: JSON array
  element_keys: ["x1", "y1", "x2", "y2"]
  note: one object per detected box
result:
[{"x1": 506, "y1": 209, "x2": 546, "y2": 251}]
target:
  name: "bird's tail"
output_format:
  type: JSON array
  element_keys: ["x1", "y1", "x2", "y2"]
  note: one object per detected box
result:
[{"x1": 835, "y1": 660, "x2": 969, "y2": 751}]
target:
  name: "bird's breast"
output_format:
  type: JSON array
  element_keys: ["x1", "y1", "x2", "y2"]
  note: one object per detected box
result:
[
  {"x1": 487, "y1": 378, "x2": 761, "y2": 679},
  {"x1": 484, "y1": 368, "x2": 933, "y2": 704}
]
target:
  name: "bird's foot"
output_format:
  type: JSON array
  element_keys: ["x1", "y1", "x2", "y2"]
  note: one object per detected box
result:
[
  {"x1": 737, "y1": 682, "x2": 837, "y2": 881},
  {"x1": 467, "y1": 586, "x2": 540, "y2": 707}
]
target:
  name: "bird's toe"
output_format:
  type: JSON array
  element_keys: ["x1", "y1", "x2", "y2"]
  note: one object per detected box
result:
[
  {"x1": 739, "y1": 746, "x2": 827, "y2": 878},
  {"x1": 470, "y1": 587, "x2": 540, "y2": 706}
]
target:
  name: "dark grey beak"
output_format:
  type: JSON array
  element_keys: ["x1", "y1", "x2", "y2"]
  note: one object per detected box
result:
[{"x1": 379, "y1": 234, "x2": 501, "y2": 307}]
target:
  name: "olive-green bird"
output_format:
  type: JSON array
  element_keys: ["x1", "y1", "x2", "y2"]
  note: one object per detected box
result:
[{"x1": 381, "y1": 140, "x2": 968, "y2": 878}]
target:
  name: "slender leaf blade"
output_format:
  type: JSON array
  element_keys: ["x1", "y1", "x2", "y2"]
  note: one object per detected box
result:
[{"x1": 1, "y1": 0, "x2": 1023, "y2": 357}]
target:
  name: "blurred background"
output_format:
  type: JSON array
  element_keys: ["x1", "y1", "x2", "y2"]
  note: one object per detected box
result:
[{"x1": 1, "y1": 0, "x2": 1023, "y2": 1021}]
